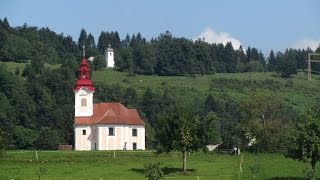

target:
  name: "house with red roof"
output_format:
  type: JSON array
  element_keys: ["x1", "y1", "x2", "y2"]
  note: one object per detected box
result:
[{"x1": 73, "y1": 57, "x2": 145, "y2": 151}]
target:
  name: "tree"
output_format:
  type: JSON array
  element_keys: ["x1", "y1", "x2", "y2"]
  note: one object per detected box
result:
[
  {"x1": 144, "y1": 162, "x2": 164, "y2": 180},
  {"x1": 0, "y1": 129, "x2": 6, "y2": 157},
  {"x1": 287, "y1": 106, "x2": 320, "y2": 178},
  {"x1": 155, "y1": 104, "x2": 216, "y2": 173},
  {"x1": 35, "y1": 127, "x2": 61, "y2": 150},
  {"x1": 86, "y1": 33, "x2": 96, "y2": 49},
  {"x1": 239, "y1": 90, "x2": 290, "y2": 152},
  {"x1": 276, "y1": 51, "x2": 297, "y2": 78},
  {"x1": 116, "y1": 47, "x2": 133, "y2": 72},
  {"x1": 97, "y1": 31, "x2": 109, "y2": 54},
  {"x1": 224, "y1": 42, "x2": 237, "y2": 73},
  {"x1": 93, "y1": 54, "x2": 106, "y2": 71},
  {"x1": 267, "y1": 50, "x2": 276, "y2": 71},
  {"x1": 78, "y1": 28, "x2": 87, "y2": 49}
]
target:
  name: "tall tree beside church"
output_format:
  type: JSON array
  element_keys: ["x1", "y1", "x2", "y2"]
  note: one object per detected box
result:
[
  {"x1": 78, "y1": 28, "x2": 88, "y2": 50},
  {"x1": 116, "y1": 47, "x2": 133, "y2": 72},
  {"x1": 97, "y1": 31, "x2": 109, "y2": 54},
  {"x1": 86, "y1": 33, "x2": 96, "y2": 49},
  {"x1": 111, "y1": 31, "x2": 121, "y2": 50}
]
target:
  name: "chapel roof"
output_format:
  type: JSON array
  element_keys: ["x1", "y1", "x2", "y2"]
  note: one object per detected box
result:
[
  {"x1": 74, "y1": 102, "x2": 145, "y2": 126},
  {"x1": 73, "y1": 58, "x2": 95, "y2": 91}
]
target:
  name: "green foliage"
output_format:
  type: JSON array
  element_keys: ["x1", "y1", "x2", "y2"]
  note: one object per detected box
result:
[
  {"x1": 155, "y1": 104, "x2": 219, "y2": 173},
  {"x1": 144, "y1": 162, "x2": 164, "y2": 180},
  {"x1": 287, "y1": 105, "x2": 320, "y2": 176},
  {"x1": 35, "y1": 127, "x2": 61, "y2": 150},
  {"x1": 13, "y1": 126, "x2": 37, "y2": 149},
  {"x1": 240, "y1": 90, "x2": 291, "y2": 152},
  {"x1": 268, "y1": 50, "x2": 277, "y2": 71},
  {"x1": 0, "y1": 129, "x2": 6, "y2": 157},
  {"x1": 78, "y1": 28, "x2": 87, "y2": 49},
  {"x1": 36, "y1": 166, "x2": 47, "y2": 180},
  {"x1": 93, "y1": 54, "x2": 106, "y2": 71},
  {"x1": 276, "y1": 51, "x2": 298, "y2": 78}
]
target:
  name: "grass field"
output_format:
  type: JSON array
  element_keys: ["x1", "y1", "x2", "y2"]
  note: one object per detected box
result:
[{"x1": 0, "y1": 150, "x2": 318, "y2": 180}]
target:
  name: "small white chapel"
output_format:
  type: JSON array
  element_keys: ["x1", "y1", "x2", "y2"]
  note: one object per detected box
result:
[{"x1": 73, "y1": 54, "x2": 145, "y2": 151}]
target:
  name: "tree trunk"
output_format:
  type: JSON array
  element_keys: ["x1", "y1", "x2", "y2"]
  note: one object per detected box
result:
[{"x1": 182, "y1": 150, "x2": 187, "y2": 174}]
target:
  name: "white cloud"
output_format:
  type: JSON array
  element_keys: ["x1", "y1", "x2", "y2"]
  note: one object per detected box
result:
[
  {"x1": 193, "y1": 27, "x2": 241, "y2": 49},
  {"x1": 291, "y1": 39, "x2": 320, "y2": 51}
]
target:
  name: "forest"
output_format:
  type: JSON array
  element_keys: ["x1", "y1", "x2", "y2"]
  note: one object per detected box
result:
[{"x1": 0, "y1": 17, "x2": 320, "y2": 152}]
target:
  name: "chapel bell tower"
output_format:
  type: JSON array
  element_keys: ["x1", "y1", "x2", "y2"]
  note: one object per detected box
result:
[
  {"x1": 74, "y1": 47, "x2": 95, "y2": 117},
  {"x1": 105, "y1": 44, "x2": 114, "y2": 68}
]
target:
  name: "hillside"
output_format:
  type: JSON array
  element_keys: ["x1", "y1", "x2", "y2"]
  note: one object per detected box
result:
[
  {"x1": 2, "y1": 60, "x2": 319, "y2": 111},
  {"x1": 92, "y1": 69, "x2": 320, "y2": 112}
]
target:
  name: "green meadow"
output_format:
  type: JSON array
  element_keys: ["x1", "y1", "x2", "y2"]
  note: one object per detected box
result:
[{"x1": 0, "y1": 151, "x2": 318, "y2": 180}]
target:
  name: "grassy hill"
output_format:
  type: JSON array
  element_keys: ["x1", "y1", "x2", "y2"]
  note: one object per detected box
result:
[
  {"x1": 1, "y1": 61, "x2": 319, "y2": 112},
  {"x1": 92, "y1": 69, "x2": 320, "y2": 112}
]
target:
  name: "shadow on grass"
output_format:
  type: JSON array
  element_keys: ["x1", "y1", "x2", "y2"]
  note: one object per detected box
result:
[{"x1": 129, "y1": 167, "x2": 196, "y2": 175}]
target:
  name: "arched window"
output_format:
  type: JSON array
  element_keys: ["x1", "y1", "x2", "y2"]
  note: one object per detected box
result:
[{"x1": 81, "y1": 98, "x2": 87, "y2": 107}]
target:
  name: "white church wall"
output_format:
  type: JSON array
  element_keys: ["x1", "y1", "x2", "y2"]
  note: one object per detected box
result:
[
  {"x1": 75, "y1": 125, "x2": 91, "y2": 151},
  {"x1": 94, "y1": 124, "x2": 145, "y2": 150}
]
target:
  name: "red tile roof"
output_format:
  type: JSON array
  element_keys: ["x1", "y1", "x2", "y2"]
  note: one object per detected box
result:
[{"x1": 74, "y1": 102, "x2": 145, "y2": 126}]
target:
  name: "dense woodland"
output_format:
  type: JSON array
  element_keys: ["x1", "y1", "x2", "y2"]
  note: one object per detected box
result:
[{"x1": 0, "y1": 17, "x2": 320, "y2": 152}]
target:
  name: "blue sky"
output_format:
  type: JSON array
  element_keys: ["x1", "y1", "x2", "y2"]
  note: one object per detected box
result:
[{"x1": 1, "y1": 0, "x2": 319, "y2": 54}]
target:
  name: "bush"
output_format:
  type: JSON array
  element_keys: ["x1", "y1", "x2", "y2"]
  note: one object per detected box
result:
[
  {"x1": 35, "y1": 127, "x2": 60, "y2": 150},
  {"x1": 144, "y1": 162, "x2": 164, "y2": 180}
]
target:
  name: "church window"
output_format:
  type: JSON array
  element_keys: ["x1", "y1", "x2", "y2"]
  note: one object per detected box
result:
[
  {"x1": 110, "y1": 53, "x2": 112, "y2": 56},
  {"x1": 132, "y1": 129, "x2": 137, "y2": 136},
  {"x1": 133, "y1": 143, "x2": 137, "y2": 150},
  {"x1": 81, "y1": 98, "x2": 87, "y2": 107},
  {"x1": 108, "y1": 127, "x2": 114, "y2": 136},
  {"x1": 82, "y1": 129, "x2": 86, "y2": 135}
]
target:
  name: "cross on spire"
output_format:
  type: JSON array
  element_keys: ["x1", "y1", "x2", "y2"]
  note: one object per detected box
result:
[{"x1": 82, "y1": 45, "x2": 86, "y2": 58}]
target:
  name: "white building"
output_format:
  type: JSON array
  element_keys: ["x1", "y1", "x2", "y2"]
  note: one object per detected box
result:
[
  {"x1": 105, "y1": 44, "x2": 114, "y2": 68},
  {"x1": 73, "y1": 58, "x2": 145, "y2": 151}
]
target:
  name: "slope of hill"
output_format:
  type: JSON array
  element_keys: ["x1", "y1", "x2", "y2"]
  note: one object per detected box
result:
[{"x1": 92, "y1": 69, "x2": 320, "y2": 112}]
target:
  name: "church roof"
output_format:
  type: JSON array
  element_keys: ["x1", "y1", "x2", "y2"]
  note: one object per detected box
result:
[
  {"x1": 74, "y1": 102, "x2": 145, "y2": 126},
  {"x1": 74, "y1": 58, "x2": 95, "y2": 91}
]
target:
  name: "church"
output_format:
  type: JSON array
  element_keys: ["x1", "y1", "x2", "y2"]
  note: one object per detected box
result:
[{"x1": 73, "y1": 55, "x2": 145, "y2": 151}]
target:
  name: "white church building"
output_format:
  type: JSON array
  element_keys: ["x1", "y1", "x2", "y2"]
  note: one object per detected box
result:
[{"x1": 73, "y1": 57, "x2": 145, "y2": 151}]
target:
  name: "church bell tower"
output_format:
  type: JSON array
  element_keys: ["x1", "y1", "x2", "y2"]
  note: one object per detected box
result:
[
  {"x1": 74, "y1": 47, "x2": 95, "y2": 117},
  {"x1": 105, "y1": 44, "x2": 114, "y2": 68}
]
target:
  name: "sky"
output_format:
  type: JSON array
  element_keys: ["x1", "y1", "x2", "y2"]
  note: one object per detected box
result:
[{"x1": 1, "y1": 0, "x2": 320, "y2": 55}]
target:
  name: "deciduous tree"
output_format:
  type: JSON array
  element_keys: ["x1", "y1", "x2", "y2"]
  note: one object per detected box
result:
[
  {"x1": 287, "y1": 106, "x2": 320, "y2": 178},
  {"x1": 155, "y1": 104, "x2": 217, "y2": 173}
]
